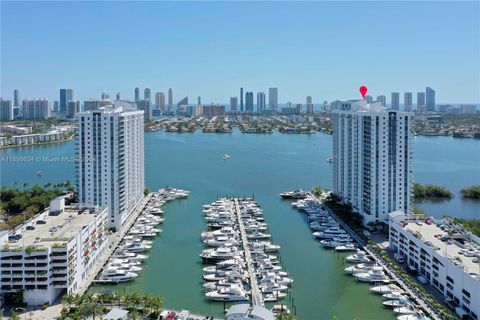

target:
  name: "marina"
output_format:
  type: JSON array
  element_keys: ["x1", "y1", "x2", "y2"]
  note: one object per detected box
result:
[
  {"x1": 288, "y1": 192, "x2": 444, "y2": 320},
  {"x1": 93, "y1": 188, "x2": 189, "y2": 284},
  {"x1": 201, "y1": 197, "x2": 292, "y2": 313}
]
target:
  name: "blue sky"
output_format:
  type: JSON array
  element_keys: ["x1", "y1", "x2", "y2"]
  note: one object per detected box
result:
[{"x1": 1, "y1": 1, "x2": 479, "y2": 104}]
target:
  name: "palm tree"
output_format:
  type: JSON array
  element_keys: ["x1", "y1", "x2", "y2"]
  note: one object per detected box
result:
[{"x1": 128, "y1": 309, "x2": 140, "y2": 320}]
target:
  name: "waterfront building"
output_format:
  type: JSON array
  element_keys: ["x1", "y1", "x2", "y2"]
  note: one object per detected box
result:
[
  {"x1": 426, "y1": 87, "x2": 436, "y2": 112},
  {"x1": 460, "y1": 104, "x2": 477, "y2": 114},
  {"x1": 0, "y1": 125, "x2": 32, "y2": 135},
  {"x1": 116, "y1": 92, "x2": 121, "y2": 100},
  {"x1": 177, "y1": 96, "x2": 188, "y2": 107},
  {"x1": 365, "y1": 95, "x2": 373, "y2": 103},
  {"x1": 155, "y1": 92, "x2": 165, "y2": 111},
  {"x1": 22, "y1": 99, "x2": 51, "y2": 120},
  {"x1": 245, "y1": 92, "x2": 254, "y2": 111},
  {"x1": 376, "y1": 95, "x2": 386, "y2": 107},
  {"x1": 240, "y1": 87, "x2": 244, "y2": 112},
  {"x1": 83, "y1": 99, "x2": 111, "y2": 112},
  {"x1": 257, "y1": 92, "x2": 266, "y2": 111},
  {"x1": 144, "y1": 88, "x2": 151, "y2": 101},
  {"x1": 269, "y1": 87, "x2": 278, "y2": 110},
  {"x1": 417, "y1": 92, "x2": 426, "y2": 110},
  {"x1": 66, "y1": 100, "x2": 80, "y2": 118},
  {"x1": 77, "y1": 105, "x2": 145, "y2": 230},
  {"x1": 333, "y1": 101, "x2": 412, "y2": 224},
  {"x1": 0, "y1": 197, "x2": 109, "y2": 306},
  {"x1": 203, "y1": 104, "x2": 225, "y2": 117},
  {"x1": 136, "y1": 99, "x2": 152, "y2": 119},
  {"x1": 0, "y1": 99, "x2": 14, "y2": 121},
  {"x1": 59, "y1": 89, "x2": 74, "y2": 113},
  {"x1": 168, "y1": 88, "x2": 173, "y2": 110},
  {"x1": 389, "y1": 212, "x2": 480, "y2": 319},
  {"x1": 230, "y1": 97, "x2": 238, "y2": 112},
  {"x1": 11, "y1": 129, "x2": 73, "y2": 146},
  {"x1": 404, "y1": 92, "x2": 413, "y2": 111},
  {"x1": 13, "y1": 89, "x2": 19, "y2": 107},
  {"x1": 134, "y1": 87, "x2": 140, "y2": 101},
  {"x1": 391, "y1": 92, "x2": 400, "y2": 110}
]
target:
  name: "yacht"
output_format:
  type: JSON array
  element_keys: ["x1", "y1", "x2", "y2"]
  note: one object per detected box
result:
[
  {"x1": 383, "y1": 299, "x2": 412, "y2": 308},
  {"x1": 250, "y1": 242, "x2": 280, "y2": 253},
  {"x1": 259, "y1": 272, "x2": 293, "y2": 285},
  {"x1": 383, "y1": 291, "x2": 406, "y2": 300},
  {"x1": 320, "y1": 237, "x2": 353, "y2": 248},
  {"x1": 101, "y1": 269, "x2": 138, "y2": 283},
  {"x1": 259, "y1": 280, "x2": 288, "y2": 293},
  {"x1": 397, "y1": 314, "x2": 428, "y2": 320},
  {"x1": 280, "y1": 189, "x2": 307, "y2": 199},
  {"x1": 370, "y1": 285, "x2": 399, "y2": 294},
  {"x1": 344, "y1": 263, "x2": 375, "y2": 275},
  {"x1": 335, "y1": 243, "x2": 357, "y2": 252},
  {"x1": 205, "y1": 285, "x2": 249, "y2": 301},
  {"x1": 247, "y1": 231, "x2": 271, "y2": 240},
  {"x1": 200, "y1": 247, "x2": 242, "y2": 263},
  {"x1": 201, "y1": 227, "x2": 238, "y2": 240},
  {"x1": 203, "y1": 270, "x2": 246, "y2": 282},
  {"x1": 203, "y1": 279, "x2": 243, "y2": 292},
  {"x1": 355, "y1": 266, "x2": 390, "y2": 283},
  {"x1": 313, "y1": 227, "x2": 347, "y2": 239},
  {"x1": 346, "y1": 250, "x2": 370, "y2": 263},
  {"x1": 223, "y1": 154, "x2": 230, "y2": 160},
  {"x1": 203, "y1": 236, "x2": 239, "y2": 248},
  {"x1": 123, "y1": 242, "x2": 152, "y2": 253},
  {"x1": 203, "y1": 264, "x2": 242, "y2": 274},
  {"x1": 394, "y1": 305, "x2": 418, "y2": 315}
]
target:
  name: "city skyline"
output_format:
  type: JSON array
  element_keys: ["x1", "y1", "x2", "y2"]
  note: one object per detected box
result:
[{"x1": 1, "y1": 1, "x2": 479, "y2": 103}]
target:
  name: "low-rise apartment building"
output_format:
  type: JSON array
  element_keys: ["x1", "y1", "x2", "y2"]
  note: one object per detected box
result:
[
  {"x1": 0, "y1": 197, "x2": 109, "y2": 306},
  {"x1": 389, "y1": 212, "x2": 480, "y2": 319}
]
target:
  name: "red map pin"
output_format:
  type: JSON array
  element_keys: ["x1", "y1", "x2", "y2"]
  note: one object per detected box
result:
[{"x1": 359, "y1": 85, "x2": 368, "y2": 99}]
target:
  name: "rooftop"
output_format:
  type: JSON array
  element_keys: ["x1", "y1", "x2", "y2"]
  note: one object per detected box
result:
[
  {"x1": 3, "y1": 206, "x2": 106, "y2": 250},
  {"x1": 395, "y1": 215, "x2": 480, "y2": 277}
]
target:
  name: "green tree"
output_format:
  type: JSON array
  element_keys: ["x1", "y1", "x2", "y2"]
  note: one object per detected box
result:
[{"x1": 10, "y1": 311, "x2": 20, "y2": 320}]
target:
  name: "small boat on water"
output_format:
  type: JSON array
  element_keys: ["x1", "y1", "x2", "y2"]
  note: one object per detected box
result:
[
  {"x1": 36, "y1": 170, "x2": 44, "y2": 176},
  {"x1": 271, "y1": 304, "x2": 290, "y2": 315},
  {"x1": 223, "y1": 154, "x2": 230, "y2": 160},
  {"x1": 280, "y1": 189, "x2": 308, "y2": 199}
]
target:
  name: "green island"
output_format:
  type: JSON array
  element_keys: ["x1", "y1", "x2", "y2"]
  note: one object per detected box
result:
[
  {"x1": 0, "y1": 182, "x2": 72, "y2": 230},
  {"x1": 460, "y1": 185, "x2": 480, "y2": 199},
  {"x1": 413, "y1": 182, "x2": 452, "y2": 199}
]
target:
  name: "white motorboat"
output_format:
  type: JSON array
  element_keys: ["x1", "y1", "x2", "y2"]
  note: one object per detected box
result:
[
  {"x1": 383, "y1": 291, "x2": 406, "y2": 300},
  {"x1": 123, "y1": 242, "x2": 152, "y2": 253},
  {"x1": 250, "y1": 242, "x2": 280, "y2": 253},
  {"x1": 335, "y1": 243, "x2": 357, "y2": 252},
  {"x1": 397, "y1": 314, "x2": 428, "y2": 320},
  {"x1": 259, "y1": 280, "x2": 288, "y2": 293},
  {"x1": 383, "y1": 299, "x2": 412, "y2": 308},
  {"x1": 203, "y1": 236, "x2": 240, "y2": 248},
  {"x1": 346, "y1": 250, "x2": 370, "y2": 263},
  {"x1": 205, "y1": 285, "x2": 249, "y2": 301},
  {"x1": 394, "y1": 305, "x2": 418, "y2": 315},
  {"x1": 101, "y1": 269, "x2": 138, "y2": 283},
  {"x1": 344, "y1": 263, "x2": 375, "y2": 275},
  {"x1": 320, "y1": 236, "x2": 353, "y2": 248},
  {"x1": 200, "y1": 247, "x2": 243, "y2": 263},
  {"x1": 370, "y1": 284, "x2": 399, "y2": 294},
  {"x1": 355, "y1": 266, "x2": 390, "y2": 283},
  {"x1": 201, "y1": 227, "x2": 238, "y2": 240},
  {"x1": 259, "y1": 272, "x2": 293, "y2": 286},
  {"x1": 203, "y1": 270, "x2": 246, "y2": 282},
  {"x1": 247, "y1": 231, "x2": 271, "y2": 240}
]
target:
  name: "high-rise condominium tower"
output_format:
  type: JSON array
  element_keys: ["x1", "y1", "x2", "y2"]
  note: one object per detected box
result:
[
  {"x1": 240, "y1": 88, "x2": 244, "y2": 112},
  {"x1": 134, "y1": 87, "x2": 140, "y2": 101},
  {"x1": 230, "y1": 97, "x2": 238, "y2": 112},
  {"x1": 60, "y1": 89, "x2": 74, "y2": 113},
  {"x1": 376, "y1": 95, "x2": 386, "y2": 107},
  {"x1": 13, "y1": 89, "x2": 20, "y2": 107},
  {"x1": 168, "y1": 88, "x2": 173, "y2": 110},
  {"x1": 391, "y1": 92, "x2": 400, "y2": 110},
  {"x1": 269, "y1": 88, "x2": 278, "y2": 110},
  {"x1": 245, "y1": 92, "x2": 254, "y2": 111},
  {"x1": 426, "y1": 87, "x2": 435, "y2": 112},
  {"x1": 144, "y1": 88, "x2": 151, "y2": 101},
  {"x1": 332, "y1": 101, "x2": 412, "y2": 224},
  {"x1": 257, "y1": 92, "x2": 266, "y2": 110},
  {"x1": 77, "y1": 105, "x2": 145, "y2": 230},
  {"x1": 404, "y1": 92, "x2": 413, "y2": 111}
]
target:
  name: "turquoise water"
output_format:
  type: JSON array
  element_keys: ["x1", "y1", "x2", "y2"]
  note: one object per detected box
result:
[{"x1": 0, "y1": 131, "x2": 479, "y2": 319}]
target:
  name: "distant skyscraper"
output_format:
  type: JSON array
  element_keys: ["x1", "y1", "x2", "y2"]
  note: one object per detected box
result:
[
  {"x1": 136, "y1": 100, "x2": 152, "y2": 119},
  {"x1": 0, "y1": 99, "x2": 14, "y2": 121},
  {"x1": 376, "y1": 95, "x2": 387, "y2": 107},
  {"x1": 230, "y1": 97, "x2": 238, "y2": 112},
  {"x1": 23, "y1": 99, "x2": 51, "y2": 120},
  {"x1": 159, "y1": 92, "x2": 166, "y2": 111},
  {"x1": 198, "y1": 96, "x2": 201, "y2": 105},
  {"x1": 67, "y1": 100, "x2": 80, "y2": 118},
  {"x1": 365, "y1": 95, "x2": 373, "y2": 103},
  {"x1": 257, "y1": 92, "x2": 266, "y2": 111},
  {"x1": 306, "y1": 96, "x2": 313, "y2": 114},
  {"x1": 426, "y1": 87, "x2": 435, "y2": 112},
  {"x1": 245, "y1": 92, "x2": 254, "y2": 111},
  {"x1": 333, "y1": 101, "x2": 412, "y2": 224},
  {"x1": 391, "y1": 92, "x2": 400, "y2": 110},
  {"x1": 116, "y1": 92, "x2": 121, "y2": 100},
  {"x1": 168, "y1": 88, "x2": 173, "y2": 110},
  {"x1": 240, "y1": 88, "x2": 244, "y2": 112},
  {"x1": 77, "y1": 105, "x2": 145, "y2": 230},
  {"x1": 417, "y1": 92, "x2": 426, "y2": 110},
  {"x1": 177, "y1": 96, "x2": 188, "y2": 106},
  {"x1": 268, "y1": 88, "x2": 278, "y2": 110},
  {"x1": 13, "y1": 89, "x2": 19, "y2": 107},
  {"x1": 59, "y1": 89, "x2": 73, "y2": 113},
  {"x1": 135, "y1": 87, "x2": 140, "y2": 101},
  {"x1": 144, "y1": 88, "x2": 151, "y2": 101},
  {"x1": 102, "y1": 92, "x2": 110, "y2": 100},
  {"x1": 404, "y1": 92, "x2": 413, "y2": 111}
]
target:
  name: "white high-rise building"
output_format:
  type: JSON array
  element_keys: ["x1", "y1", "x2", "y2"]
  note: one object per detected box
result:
[
  {"x1": 77, "y1": 105, "x2": 145, "y2": 230},
  {"x1": 257, "y1": 92, "x2": 266, "y2": 110},
  {"x1": 268, "y1": 87, "x2": 278, "y2": 110},
  {"x1": 332, "y1": 101, "x2": 412, "y2": 224}
]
